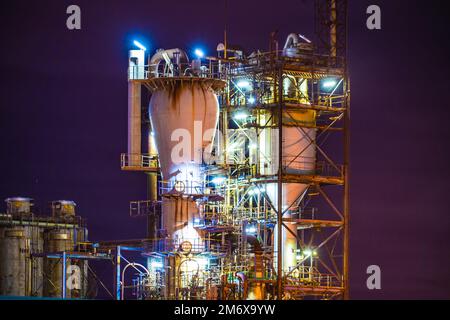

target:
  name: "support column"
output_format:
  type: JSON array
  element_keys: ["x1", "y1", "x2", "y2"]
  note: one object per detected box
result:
[
  {"x1": 62, "y1": 252, "x2": 66, "y2": 299},
  {"x1": 128, "y1": 82, "x2": 141, "y2": 166},
  {"x1": 115, "y1": 246, "x2": 121, "y2": 300},
  {"x1": 343, "y1": 77, "x2": 351, "y2": 300},
  {"x1": 147, "y1": 123, "x2": 158, "y2": 239},
  {"x1": 147, "y1": 173, "x2": 158, "y2": 239},
  {"x1": 277, "y1": 66, "x2": 283, "y2": 300}
]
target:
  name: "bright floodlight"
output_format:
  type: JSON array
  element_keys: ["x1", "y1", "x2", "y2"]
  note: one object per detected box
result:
[
  {"x1": 198, "y1": 258, "x2": 209, "y2": 267},
  {"x1": 247, "y1": 96, "x2": 256, "y2": 104},
  {"x1": 193, "y1": 218, "x2": 201, "y2": 225},
  {"x1": 150, "y1": 260, "x2": 163, "y2": 269},
  {"x1": 194, "y1": 48, "x2": 205, "y2": 58},
  {"x1": 322, "y1": 79, "x2": 337, "y2": 88},
  {"x1": 248, "y1": 186, "x2": 264, "y2": 195},
  {"x1": 237, "y1": 80, "x2": 251, "y2": 89},
  {"x1": 212, "y1": 176, "x2": 226, "y2": 185},
  {"x1": 245, "y1": 226, "x2": 257, "y2": 234},
  {"x1": 133, "y1": 40, "x2": 146, "y2": 51},
  {"x1": 233, "y1": 112, "x2": 248, "y2": 120}
]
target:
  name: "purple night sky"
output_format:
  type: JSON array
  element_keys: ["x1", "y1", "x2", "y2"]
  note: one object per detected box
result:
[{"x1": 0, "y1": 0, "x2": 449, "y2": 299}]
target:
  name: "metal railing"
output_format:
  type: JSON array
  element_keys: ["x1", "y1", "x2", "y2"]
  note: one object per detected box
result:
[
  {"x1": 285, "y1": 207, "x2": 318, "y2": 220},
  {"x1": 128, "y1": 61, "x2": 227, "y2": 81},
  {"x1": 159, "y1": 179, "x2": 221, "y2": 196},
  {"x1": 230, "y1": 209, "x2": 276, "y2": 223},
  {"x1": 128, "y1": 48, "x2": 345, "y2": 82},
  {"x1": 120, "y1": 153, "x2": 158, "y2": 170},
  {"x1": 130, "y1": 200, "x2": 161, "y2": 218},
  {"x1": 282, "y1": 159, "x2": 316, "y2": 175},
  {"x1": 285, "y1": 266, "x2": 342, "y2": 288},
  {"x1": 315, "y1": 161, "x2": 344, "y2": 178},
  {"x1": 0, "y1": 212, "x2": 85, "y2": 228},
  {"x1": 145, "y1": 237, "x2": 229, "y2": 256}
]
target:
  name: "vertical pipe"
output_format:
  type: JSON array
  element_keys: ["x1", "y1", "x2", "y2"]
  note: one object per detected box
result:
[
  {"x1": 343, "y1": 76, "x2": 350, "y2": 300},
  {"x1": 224, "y1": 0, "x2": 228, "y2": 59},
  {"x1": 147, "y1": 123, "x2": 158, "y2": 239},
  {"x1": 116, "y1": 246, "x2": 121, "y2": 300},
  {"x1": 73, "y1": 227, "x2": 77, "y2": 248},
  {"x1": 276, "y1": 66, "x2": 283, "y2": 299},
  {"x1": 221, "y1": 103, "x2": 228, "y2": 166},
  {"x1": 25, "y1": 236, "x2": 31, "y2": 296},
  {"x1": 62, "y1": 251, "x2": 66, "y2": 299},
  {"x1": 343, "y1": 0, "x2": 350, "y2": 300},
  {"x1": 147, "y1": 173, "x2": 158, "y2": 239}
]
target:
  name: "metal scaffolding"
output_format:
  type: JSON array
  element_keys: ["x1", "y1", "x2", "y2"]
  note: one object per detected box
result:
[{"x1": 120, "y1": 0, "x2": 349, "y2": 300}]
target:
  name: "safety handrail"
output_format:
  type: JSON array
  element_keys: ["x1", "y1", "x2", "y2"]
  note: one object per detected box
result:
[{"x1": 120, "y1": 153, "x2": 158, "y2": 170}]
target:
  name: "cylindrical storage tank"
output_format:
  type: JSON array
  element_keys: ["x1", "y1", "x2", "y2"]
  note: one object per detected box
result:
[
  {"x1": 43, "y1": 229, "x2": 73, "y2": 298},
  {"x1": 51, "y1": 200, "x2": 76, "y2": 218},
  {"x1": 5, "y1": 197, "x2": 33, "y2": 215},
  {"x1": 267, "y1": 108, "x2": 317, "y2": 272},
  {"x1": 0, "y1": 228, "x2": 28, "y2": 296}
]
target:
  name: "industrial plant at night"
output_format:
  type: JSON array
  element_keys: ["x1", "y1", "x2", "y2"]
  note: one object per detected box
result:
[{"x1": 0, "y1": 0, "x2": 350, "y2": 300}]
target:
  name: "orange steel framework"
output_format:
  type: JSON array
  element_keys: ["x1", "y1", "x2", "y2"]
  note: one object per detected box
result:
[{"x1": 119, "y1": 0, "x2": 349, "y2": 300}]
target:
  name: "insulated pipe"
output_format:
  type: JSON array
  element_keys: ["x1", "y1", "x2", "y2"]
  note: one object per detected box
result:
[
  {"x1": 120, "y1": 262, "x2": 150, "y2": 300},
  {"x1": 227, "y1": 235, "x2": 265, "y2": 300},
  {"x1": 150, "y1": 48, "x2": 189, "y2": 65},
  {"x1": 149, "y1": 48, "x2": 189, "y2": 76},
  {"x1": 220, "y1": 274, "x2": 228, "y2": 299},
  {"x1": 283, "y1": 33, "x2": 300, "y2": 50},
  {"x1": 147, "y1": 125, "x2": 158, "y2": 238},
  {"x1": 236, "y1": 272, "x2": 248, "y2": 299}
]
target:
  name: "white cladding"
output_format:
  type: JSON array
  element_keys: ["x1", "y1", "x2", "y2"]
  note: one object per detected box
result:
[
  {"x1": 149, "y1": 81, "x2": 219, "y2": 245},
  {"x1": 268, "y1": 124, "x2": 317, "y2": 272},
  {"x1": 149, "y1": 83, "x2": 219, "y2": 186}
]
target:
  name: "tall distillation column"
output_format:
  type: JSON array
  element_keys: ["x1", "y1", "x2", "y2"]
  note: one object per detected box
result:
[{"x1": 146, "y1": 48, "x2": 224, "y2": 298}]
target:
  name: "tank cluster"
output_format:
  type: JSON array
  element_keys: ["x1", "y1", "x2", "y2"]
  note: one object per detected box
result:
[{"x1": 0, "y1": 197, "x2": 90, "y2": 298}]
